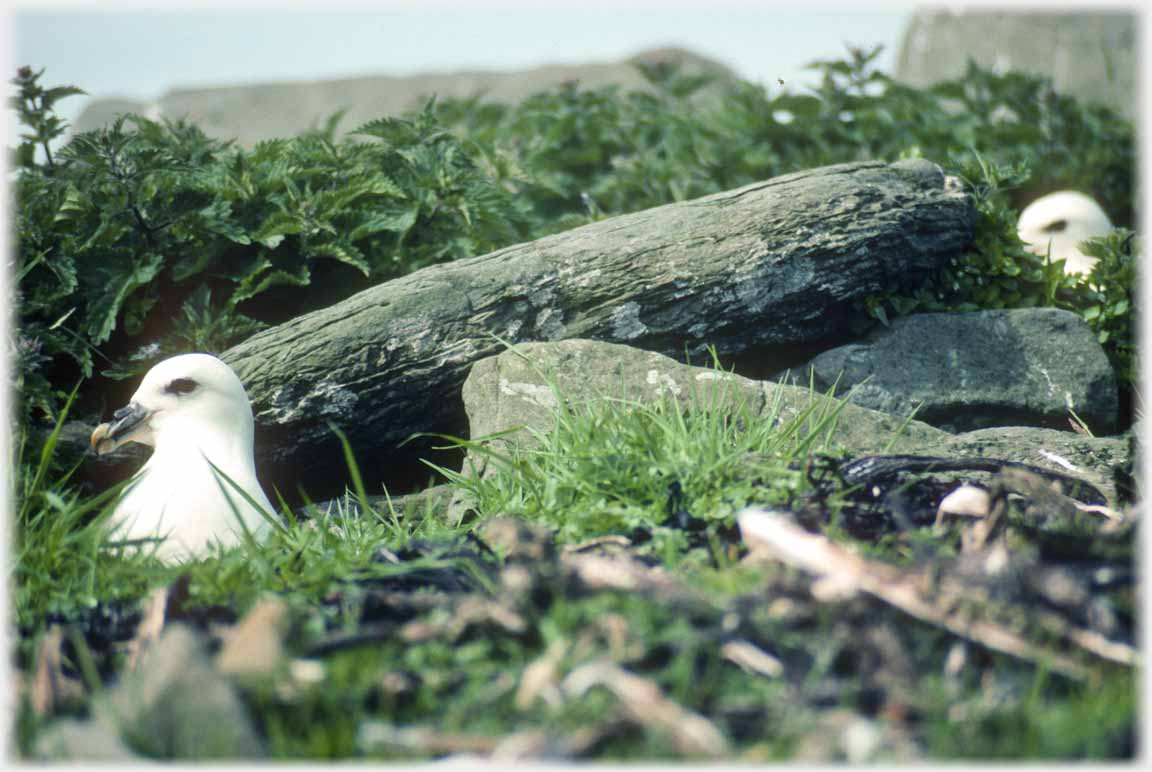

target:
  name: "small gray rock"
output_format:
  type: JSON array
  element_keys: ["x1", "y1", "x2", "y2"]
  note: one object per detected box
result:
[
  {"x1": 920, "y1": 425, "x2": 1131, "y2": 503},
  {"x1": 32, "y1": 718, "x2": 142, "y2": 761},
  {"x1": 101, "y1": 624, "x2": 265, "y2": 759},
  {"x1": 798, "y1": 309, "x2": 1118, "y2": 434},
  {"x1": 30, "y1": 625, "x2": 265, "y2": 761}
]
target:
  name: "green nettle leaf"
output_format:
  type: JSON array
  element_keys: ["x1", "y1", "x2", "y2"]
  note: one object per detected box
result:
[
  {"x1": 12, "y1": 142, "x2": 36, "y2": 169},
  {"x1": 348, "y1": 207, "x2": 421, "y2": 240},
  {"x1": 307, "y1": 240, "x2": 371, "y2": 275},
  {"x1": 170, "y1": 249, "x2": 217, "y2": 282},
  {"x1": 52, "y1": 185, "x2": 86, "y2": 223},
  {"x1": 362, "y1": 176, "x2": 404, "y2": 197},
  {"x1": 122, "y1": 294, "x2": 159, "y2": 336},
  {"x1": 253, "y1": 211, "x2": 303, "y2": 248},
  {"x1": 41, "y1": 85, "x2": 86, "y2": 106},
  {"x1": 228, "y1": 257, "x2": 274, "y2": 303},
  {"x1": 350, "y1": 116, "x2": 419, "y2": 144},
  {"x1": 78, "y1": 215, "x2": 131, "y2": 254},
  {"x1": 87, "y1": 251, "x2": 166, "y2": 344},
  {"x1": 230, "y1": 264, "x2": 312, "y2": 305},
  {"x1": 773, "y1": 93, "x2": 823, "y2": 117},
  {"x1": 195, "y1": 199, "x2": 252, "y2": 245},
  {"x1": 258, "y1": 233, "x2": 287, "y2": 250}
]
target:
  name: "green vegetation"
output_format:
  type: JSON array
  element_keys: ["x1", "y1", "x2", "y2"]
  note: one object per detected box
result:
[
  {"x1": 10, "y1": 47, "x2": 1137, "y2": 431},
  {"x1": 8, "y1": 47, "x2": 1137, "y2": 761}
]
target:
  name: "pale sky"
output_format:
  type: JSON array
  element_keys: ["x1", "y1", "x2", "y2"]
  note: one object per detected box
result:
[{"x1": 8, "y1": 4, "x2": 914, "y2": 127}]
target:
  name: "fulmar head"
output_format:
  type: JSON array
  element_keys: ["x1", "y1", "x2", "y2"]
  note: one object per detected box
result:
[
  {"x1": 91, "y1": 353, "x2": 255, "y2": 456},
  {"x1": 90, "y1": 353, "x2": 273, "y2": 562},
  {"x1": 1016, "y1": 191, "x2": 1112, "y2": 277}
]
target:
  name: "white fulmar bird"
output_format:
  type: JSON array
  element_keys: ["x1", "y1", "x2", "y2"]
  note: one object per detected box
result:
[
  {"x1": 1016, "y1": 190, "x2": 1112, "y2": 277},
  {"x1": 90, "y1": 353, "x2": 275, "y2": 562}
]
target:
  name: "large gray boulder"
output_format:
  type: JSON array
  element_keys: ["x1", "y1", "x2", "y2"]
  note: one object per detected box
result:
[
  {"x1": 895, "y1": 10, "x2": 1136, "y2": 119},
  {"x1": 320, "y1": 346, "x2": 1132, "y2": 518},
  {"x1": 932, "y1": 426, "x2": 1129, "y2": 472},
  {"x1": 461, "y1": 338, "x2": 949, "y2": 463},
  {"x1": 221, "y1": 160, "x2": 973, "y2": 494},
  {"x1": 35, "y1": 625, "x2": 264, "y2": 760},
  {"x1": 796, "y1": 308, "x2": 1118, "y2": 434}
]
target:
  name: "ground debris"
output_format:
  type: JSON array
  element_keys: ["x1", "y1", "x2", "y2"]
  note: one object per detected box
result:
[
  {"x1": 18, "y1": 438, "x2": 1136, "y2": 762},
  {"x1": 561, "y1": 550, "x2": 712, "y2": 610},
  {"x1": 32, "y1": 624, "x2": 265, "y2": 760},
  {"x1": 28, "y1": 626, "x2": 84, "y2": 718},
  {"x1": 790, "y1": 708, "x2": 920, "y2": 762},
  {"x1": 32, "y1": 717, "x2": 143, "y2": 761},
  {"x1": 737, "y1": 508, "x2": 1135, "y2": 680},
  {"x1": 515, "y1": 639, "x2": 568, "y2": 710},
  {"x1": 359, "y1": 722, "x2": 499, "y2": 756}
]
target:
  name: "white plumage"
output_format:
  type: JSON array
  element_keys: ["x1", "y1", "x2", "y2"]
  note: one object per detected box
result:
[
  {"x1": 1016, "y1": 190, "x2": 1112, "y2": 276},
  {"x1": 91, "y1": 353, "x2": 274, "y2": 562}
]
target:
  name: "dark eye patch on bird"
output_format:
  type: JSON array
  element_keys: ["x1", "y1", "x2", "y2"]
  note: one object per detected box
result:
[
  {"x1": 1043, "y1": 219, "x2": 1068, "y2": 233},
  {"x1": 165, "y1": 378, "x2": 198, "y2": 395}
]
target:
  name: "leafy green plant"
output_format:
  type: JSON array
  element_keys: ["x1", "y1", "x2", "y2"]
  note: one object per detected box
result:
[
  {"x1": 435, "y1": 44, "x2": 1134, "y2": 228},
  {"x1": 431, "y1": 48, "x2": 1135, "y2": 400},
  {"x1": 1080, "y1": 230, "x2": 1138, "y2": 386},
  {"x1": 8, "y1": 65, "x2": 85, "y2": 172},
  {"x1": 10, "y1": 88, "x2": 532, "y2": 425}
]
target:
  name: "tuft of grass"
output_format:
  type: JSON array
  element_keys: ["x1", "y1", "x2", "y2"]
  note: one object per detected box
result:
[
  {"x1": 11, "y1": 387, "x2": 168, "y2": 649},
  {"x1": 425, "y1": 358, "x2": 852, "y2": 559},
  {"x1": 921, "y1": 668, "x2": 1135, "y2": 758}
]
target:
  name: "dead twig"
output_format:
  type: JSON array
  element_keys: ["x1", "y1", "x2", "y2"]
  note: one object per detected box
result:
[
  {"x1": 123, "y1": 587, "x2": 170, "y2": 673},
  {"x1": 721, "y1": 640, "x2": 785, "y2": 678},
  {"x1": 562, "y1": 660, "x2": 731, "y2": 757},
  {"x1": 399, "y1": 596, "x2": 526, "y2": 643},
  {"x1": 561, "y1": 552, "x2": 712, "y2": 611},
  {"x1": 215, "y1": 598, "x2": 289, "y2": 679},
  {"x1": 562, "y1": 534, "x2": 633, "y2": 555},
  {"x1": 30, "y1": 627, "x2": 67, "y2": 716},
  {"x1": 515, "y1": 639, "x2": 568, "y2": 710},
  {"x1": 358, "y1": 722, "x2": 498, "y2": 756}
]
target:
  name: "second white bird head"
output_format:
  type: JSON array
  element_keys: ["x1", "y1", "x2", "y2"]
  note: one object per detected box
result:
[{"x1": 1016, "y1": 190, "x2": 1112, "y2": 277}]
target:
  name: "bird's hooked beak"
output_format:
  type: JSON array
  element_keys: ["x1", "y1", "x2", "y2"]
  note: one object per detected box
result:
[{"x1": 90, "y1": 401, "x2": 152, "y2": 456}]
